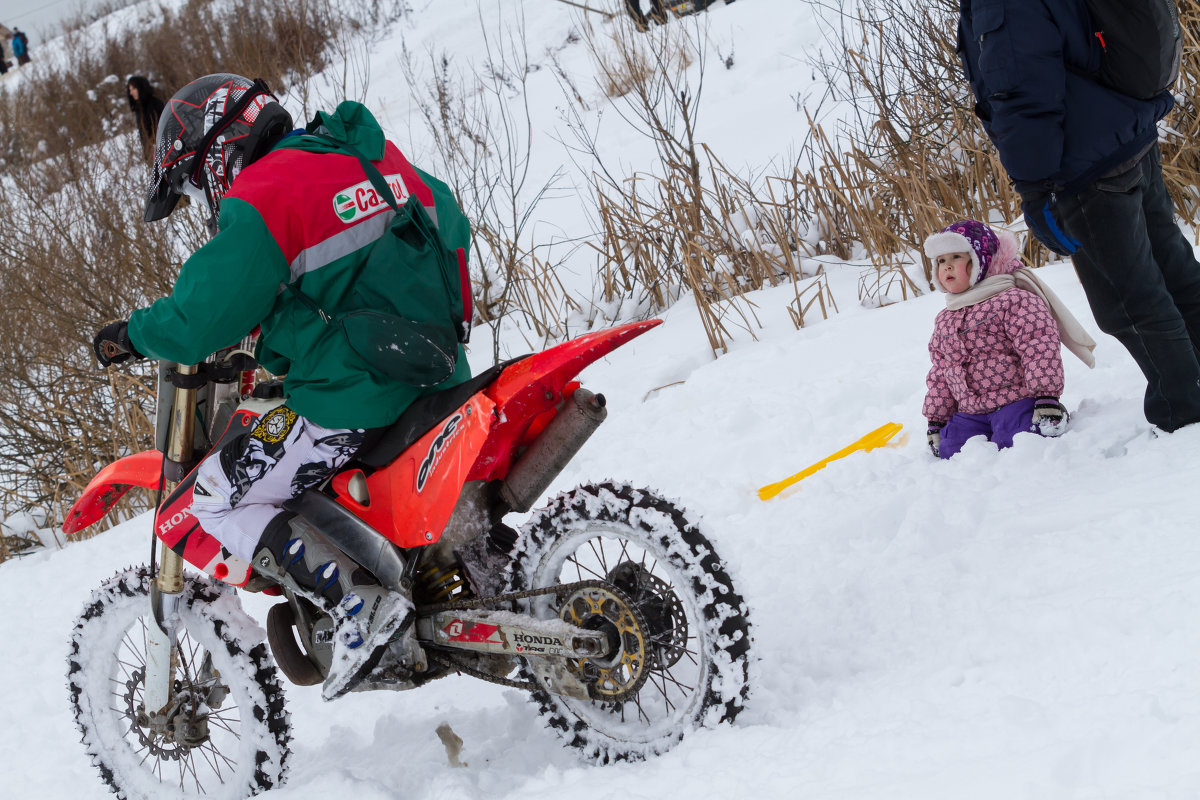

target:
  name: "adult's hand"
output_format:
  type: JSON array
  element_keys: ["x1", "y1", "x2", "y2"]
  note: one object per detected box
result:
[{"x1": 1020, "y1": 190, "x2": 1081, "y2": 257}]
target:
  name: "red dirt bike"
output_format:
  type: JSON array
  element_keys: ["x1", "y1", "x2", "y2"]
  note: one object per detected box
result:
[{"x1": 65, "y1": 320, "x2": 752, "y2": 800}]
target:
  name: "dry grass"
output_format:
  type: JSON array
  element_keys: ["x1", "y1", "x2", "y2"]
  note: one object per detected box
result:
[
  {"x1": 1160, "y1": 1, "x2": 1200, "y2": 226},
  {"x1": 583, "y1": 18, "x2": 780, "y2": 354},
  {"x1": 0, "y1": 0, "x2": 339, "y2": 555},
  {"x1": 7, "y1": 0, "x2": 1200, "y2": 553},
  {"x1": 400, "y1": 10, "x2": 583, "y2": 362},
  {"x1": 0, "y1": 0, "x2": 337, "y2": 170},
  {"x1": 588, "y1": 0, "x2": 1200, "y2": 354},
  {"x1": 791, "y1": 0, "x2": 1037, "y2": 286},
  {"x1": 794, "y1": 0, "x2": 1200, "y2": 280}
]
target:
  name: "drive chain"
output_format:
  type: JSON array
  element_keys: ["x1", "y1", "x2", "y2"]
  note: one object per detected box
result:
[{"x1": 415, "y1": 579, "x2": 601, "y2": 614}]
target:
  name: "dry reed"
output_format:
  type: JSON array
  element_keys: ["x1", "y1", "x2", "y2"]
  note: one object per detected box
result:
[{"x1": 0, "y1": 0, "x2": 339, "y2": 556}]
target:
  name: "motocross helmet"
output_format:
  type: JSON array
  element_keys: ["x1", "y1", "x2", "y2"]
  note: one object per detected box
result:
[{"x1": 144, "y1": 73, "x2": 294, "y2": 225}]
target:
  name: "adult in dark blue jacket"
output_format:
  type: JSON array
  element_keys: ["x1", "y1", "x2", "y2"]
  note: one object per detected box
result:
[{"x1": 959, "y1": 0, "x2": 1200, "y2": 432}]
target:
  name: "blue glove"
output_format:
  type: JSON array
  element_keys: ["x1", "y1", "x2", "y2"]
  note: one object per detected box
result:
[{"x1": 1021, "y1": 191, "x2": 1081, "y2": 257}]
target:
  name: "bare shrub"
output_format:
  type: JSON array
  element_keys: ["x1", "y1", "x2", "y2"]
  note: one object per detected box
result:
[
  {"x1": 0, "y1": 0, "x2": 341, "y2": 551},
  {"x1": 577, "y1": 16, "x2": 834, "y2": 354},
  {"x1": 794, "y1": 0, "x2": 1032, "y2": 287},
  {"x1": 799, "y1": 0, "x2": 1200, "y2": 280},
  {"x1": 1160, "y1": 1, "x2": 1200, "y2": 224},
  {"x1": 0, "y1": 141, "x2": 172, "y2": 535},
  {"x1": 0, "y1": 0, "x2": 338, "y2": 169},
  {"x1": 401, "y1": 8, "x2": 579, "y2": 362}
]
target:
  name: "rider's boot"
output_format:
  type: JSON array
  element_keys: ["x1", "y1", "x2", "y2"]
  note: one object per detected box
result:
[{"x1": 252, "y1": 512, "x2": 426, "y2": 700}]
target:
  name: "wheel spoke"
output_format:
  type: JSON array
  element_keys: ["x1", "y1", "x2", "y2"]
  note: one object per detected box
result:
[
  {"x1": 207, "y1": 716, "x2": 239, "y2": 735},
  {"x1": 195, "y1": 742, "x2": 224, "y2": 783},
  {"x1": 654, "y1": 665, "x2": 692, "y2": 700},
  {"x1": 202, "y1": 738, "x2": 239, "y2": 773},
  {"x1": 563, "y1": 554, "x2": 606, "y2": 581},
  {"x1": 586, "y1": 538, "x2": 608, "y2": 575},
  {"x1": 118, "y1": 635, "x2": 146, "y2": 666},
  {"x1": 630, "y1": 691, "x2": 650, "y2": 724},
  {"x1": 616, "y1": 537, "x2": 633, "y2": 569},
  {"x1": 182, "y1": 753, "x2": 211, "y2": 796}
]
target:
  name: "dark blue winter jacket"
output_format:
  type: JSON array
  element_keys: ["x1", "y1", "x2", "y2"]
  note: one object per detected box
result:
[{"x1": 958, "y1": 0, "x2": 1174, "y2": 194}]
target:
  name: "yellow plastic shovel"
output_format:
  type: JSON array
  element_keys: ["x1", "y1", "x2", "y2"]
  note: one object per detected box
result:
[{"x1": 757, "y1": 422, "x2": 904, "y2": 501}]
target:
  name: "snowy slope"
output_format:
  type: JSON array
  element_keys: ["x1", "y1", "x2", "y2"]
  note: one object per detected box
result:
[
  {"x1": 8, "y1": 261, "x2": 1200, "y2": 799},
  {"x1": 4, "y1": 1, "x2": 1200, "y2": 798}
]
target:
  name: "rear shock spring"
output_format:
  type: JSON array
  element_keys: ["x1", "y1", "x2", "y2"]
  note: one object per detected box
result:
[{"x1": 417, "y1": 563, "x2": 468, "y2": 603}]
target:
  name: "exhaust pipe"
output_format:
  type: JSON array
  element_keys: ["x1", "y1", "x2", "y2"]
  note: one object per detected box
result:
[{"x1": 500, "y1": 388, "x2": 607, "y2": 513}]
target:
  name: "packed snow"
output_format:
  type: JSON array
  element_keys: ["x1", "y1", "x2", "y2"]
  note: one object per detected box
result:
[{"x1": 3, "y1": 0, "x2": 1200, "y2": 798}]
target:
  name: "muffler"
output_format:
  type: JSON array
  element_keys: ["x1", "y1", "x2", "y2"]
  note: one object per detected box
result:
[{"x1": 500, "y1": 388, "x2": 607, "y2": 513}]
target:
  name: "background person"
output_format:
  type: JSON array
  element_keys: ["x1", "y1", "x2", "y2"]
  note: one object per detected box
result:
[
  {"x1": 12, "y1": 27, "x2": 28, "y2": 66},
  {"x1": 126, "y1": 75, "x2": 165, "y2": 159}
]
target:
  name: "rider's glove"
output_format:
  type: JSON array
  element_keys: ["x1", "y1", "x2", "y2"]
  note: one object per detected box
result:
[
  {"x1": 92, "y1": 320, "x2": 143, "y2": 367},
  {"x1": 1019, "y1": 189, "x2": 1080, "y2": 257},
  {"x1": 1032, "y1": 396, "x2": 1069, "y2": 435},
  {"x1": 927, "y1": 420, "x2": 946, "y2": 458}
]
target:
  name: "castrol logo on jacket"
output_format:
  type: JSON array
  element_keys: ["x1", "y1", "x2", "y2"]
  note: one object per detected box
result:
[{"x1": 332, "y1": 174, "x2": 410, "y2": 223}]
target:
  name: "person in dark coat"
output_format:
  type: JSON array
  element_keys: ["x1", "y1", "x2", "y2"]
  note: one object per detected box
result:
[
  {"x1": 126, "y1": 76, "x2": 165, "y2": 159},
  {"x1": 958, "y1": 0, "x2": 1200, "y2": 433}
]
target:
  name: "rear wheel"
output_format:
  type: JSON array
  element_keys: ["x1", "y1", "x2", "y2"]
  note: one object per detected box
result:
[
  {"x1": 512, "y1": 481, "x2": 752, "y2": 761},
  {"x1": 67, "y1": 566, "x2": 290, "y2": 800}
]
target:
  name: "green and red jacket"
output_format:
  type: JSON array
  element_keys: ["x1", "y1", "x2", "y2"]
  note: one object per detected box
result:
[{"x1": 129, "y1": 102, "x2": 472, "y2": 429}]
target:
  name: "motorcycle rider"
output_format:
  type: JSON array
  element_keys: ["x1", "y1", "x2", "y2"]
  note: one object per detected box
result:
[{"x1": 92, "y1": 74, "x2": 473, "y2": 700}]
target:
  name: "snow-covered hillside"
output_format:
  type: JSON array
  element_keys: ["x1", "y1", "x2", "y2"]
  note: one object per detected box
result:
[{"x1": 4, "y1": 1, "x2": 1200, "y2": 799}]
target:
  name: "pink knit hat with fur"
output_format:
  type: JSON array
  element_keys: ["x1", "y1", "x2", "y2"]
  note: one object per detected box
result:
[{"x1": 924, "y1": 219, "x2": 1021, "y2": 292}]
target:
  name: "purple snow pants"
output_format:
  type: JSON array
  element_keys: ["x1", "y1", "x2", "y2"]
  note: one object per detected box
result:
[{"x1": 938, "y1": 397, "x2": 1041, "y2": 459}]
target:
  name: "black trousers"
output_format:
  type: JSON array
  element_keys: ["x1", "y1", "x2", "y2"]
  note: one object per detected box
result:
[
  {"x1": 1055, "y1": 144, "x2": 1200, "y2": 431},
  {"x1": 625, "y1": 0, "x2": 667, "y2": 28}
]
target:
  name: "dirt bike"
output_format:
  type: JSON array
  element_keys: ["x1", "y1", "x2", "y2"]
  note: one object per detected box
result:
[{"x1": 65, "y1": 320, "x2": 752, "y2": 800}]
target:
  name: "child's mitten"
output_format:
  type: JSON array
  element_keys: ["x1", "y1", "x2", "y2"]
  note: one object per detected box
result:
[
  {"x1": 927, "y1": 420, "x2": 946, "y2": 457},
  {"x1": 1032, "y1": 397, "x2": 1069, "y2": 435}
]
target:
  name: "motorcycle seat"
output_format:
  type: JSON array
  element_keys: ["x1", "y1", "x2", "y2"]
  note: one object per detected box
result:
[{"x1": 355, "y1": 359, "x2": 518, "y2": 468}]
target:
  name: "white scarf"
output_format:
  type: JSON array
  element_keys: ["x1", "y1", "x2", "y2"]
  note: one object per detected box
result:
[{"x1": 946, "y1": 268, "x2": 1097, "y2": 368}]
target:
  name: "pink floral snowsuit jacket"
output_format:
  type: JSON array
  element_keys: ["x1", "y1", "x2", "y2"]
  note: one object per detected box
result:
[{"x1": 923, "y1": 285, "x2": 1065, "y2": 423}]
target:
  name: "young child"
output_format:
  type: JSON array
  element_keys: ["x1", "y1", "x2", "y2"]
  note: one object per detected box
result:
[{"x1": 923, "y1": 219, "x2": 1096, "y2": 459}]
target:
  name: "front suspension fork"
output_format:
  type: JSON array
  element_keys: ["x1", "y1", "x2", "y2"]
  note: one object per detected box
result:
[{"x1": 144, "y1": 363, "x2": 198, "y2": 714}]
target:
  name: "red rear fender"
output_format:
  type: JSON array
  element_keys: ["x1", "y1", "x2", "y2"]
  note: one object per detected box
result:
[
  {"x1": 62, "y1": 450, "x2": 163, "y2": 535},
  {"x1": 468, "y1": 319, "x2": 661, "y2": 481}
]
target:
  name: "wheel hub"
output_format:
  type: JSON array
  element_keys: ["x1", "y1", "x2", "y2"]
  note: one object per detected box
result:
[
  {"x1": 124, "y1": 668, "x2": 213, "y2": 756},
  {"x1": 557, "y1": 584, "x2": 650, "y2": 702},
  {"x1": 606, "y1": 561, "x2": 689, "y2": 669}
]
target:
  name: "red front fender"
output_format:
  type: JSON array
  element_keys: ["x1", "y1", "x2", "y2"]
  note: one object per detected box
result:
[{"x1": 63, "y1": 450, "x2": 163, "y2": 535}]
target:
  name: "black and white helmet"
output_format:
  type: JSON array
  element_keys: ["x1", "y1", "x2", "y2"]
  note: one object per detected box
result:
[{"x1": 144, "y1": 73, "x2": 293, "y2": 224}]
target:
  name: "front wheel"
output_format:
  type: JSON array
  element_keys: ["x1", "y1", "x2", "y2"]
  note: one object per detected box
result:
[
  {"x1": 67, "y1": 566, "x2": 290, "y2": 800},
  {"x1": 512, "y1": 481, "x2": 752, "y2": 761}
]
